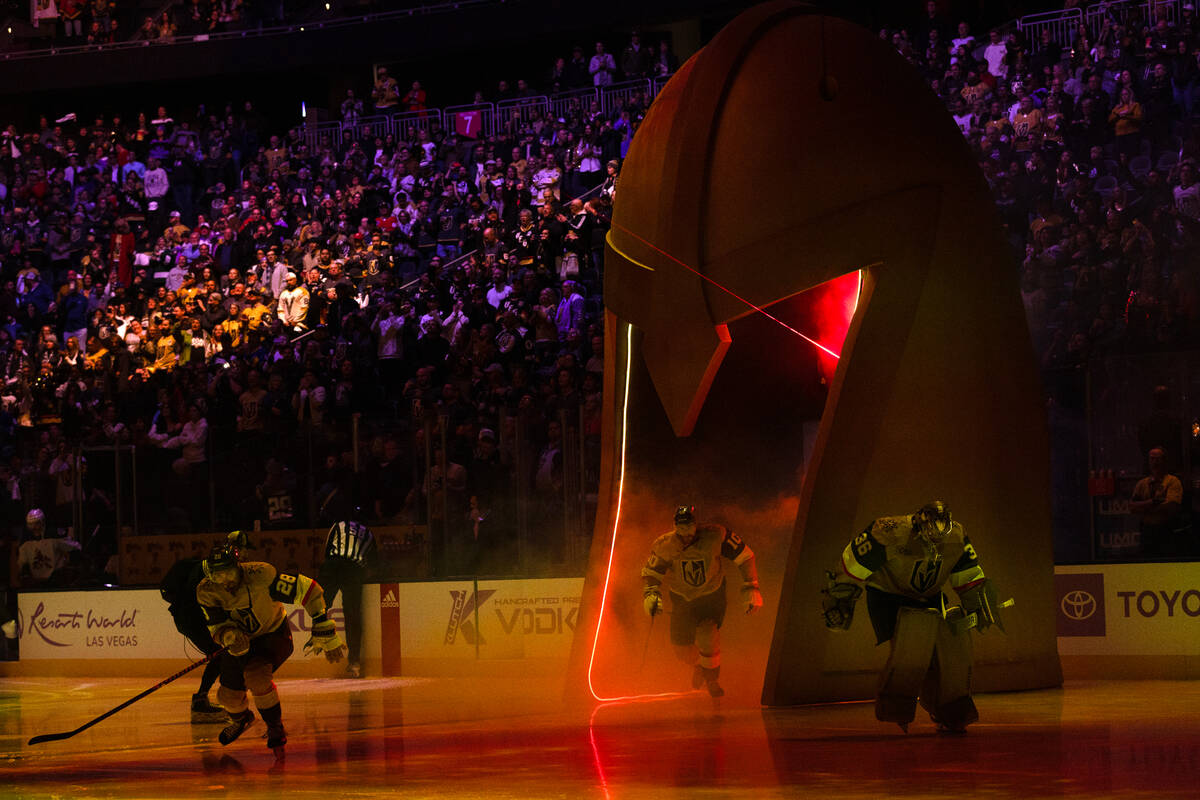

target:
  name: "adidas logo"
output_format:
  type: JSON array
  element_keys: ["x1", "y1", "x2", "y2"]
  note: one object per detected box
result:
[{"x1": 381, "y1": 590, "x2": 398, "y2": 608}]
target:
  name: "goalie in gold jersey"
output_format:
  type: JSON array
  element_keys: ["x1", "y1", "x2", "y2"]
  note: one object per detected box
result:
[
  {"x1": 196, "y1": 542, "x2": 346, "y2": 755},
  {"x1": 821, "y1": 501, "x2": 1006, "y2": 733},
  {"x1": 641, "y1": 505, "x2": 763, "y2": 698}
]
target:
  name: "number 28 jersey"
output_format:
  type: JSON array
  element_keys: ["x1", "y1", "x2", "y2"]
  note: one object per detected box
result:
[
  {"x1": 642, "y1": 524, "x2": 753, "y2": 602},
  {"x1": 197, "y1": 561, "x2": 325, "y2": 644}
]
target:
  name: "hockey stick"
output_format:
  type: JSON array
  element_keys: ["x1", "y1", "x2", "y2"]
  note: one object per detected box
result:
[
  {"x1": 28, "y1": 647, "x2": 227, "y2": 745},
  {"x1": 638, "y1": 614, "x2": 656, "y2": 671}
]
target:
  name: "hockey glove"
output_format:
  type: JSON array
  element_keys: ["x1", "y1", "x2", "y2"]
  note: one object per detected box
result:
[
  {"x1": 644, "y1": 591, "x2": 663, "y2": 618},
  {"x1": 742, "y1": 584, "x2": 764, "y2": 615},
  {"x1": 958, "y1": 578, "x2": 1005, "y2": 633},
  {"x1": 220, "y1": 627, "x2": 251, "y2": 657},
  {"x1": 304, "y1": 618, "x2": 347, "y2": 662},
  {"x1": 820, "y1": 571, "x2": 862, "y2": 632}
]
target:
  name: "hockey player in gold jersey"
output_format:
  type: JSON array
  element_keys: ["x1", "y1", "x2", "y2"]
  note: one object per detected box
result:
[
  {"x1": 821, "y1": 501, "x2": 1007, "y2": 733},
  {"x1": 641, "y1": 505, "x2": 764, "y2": 697},
  {"x1": 196, "y1": 542, "x2": 346, "y2": 756}
]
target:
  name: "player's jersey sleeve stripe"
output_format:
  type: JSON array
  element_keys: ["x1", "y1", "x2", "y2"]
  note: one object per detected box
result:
[
  {"x1": 720, "y1": 530, "x2": 747, "y2": 561},
  {"x1": 840, "y1": 544, "x2": 874, "y2": 581},
  {"x1": 950, "y1": 565, "x2": 985, "y2": 588},
  {"x1": 950, "y1": 534, "x2": 979, "y2": 571},
  {"x1": 297, "y1": 574, "x2": 318, "y2": 606},
  {"x1": 732, "y1": 544, "x2": 754, "y2": 566}
]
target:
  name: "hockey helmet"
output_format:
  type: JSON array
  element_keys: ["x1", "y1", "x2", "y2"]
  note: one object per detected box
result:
[
  {"x1": 25, "y1": 508, "x2": 45, "y2": 537},
  {"x1": 203, "y1": 542, "x2": 243, "y2": 585},
  {"x1": 913, "y1": 501, "x2": 953, "y2": 540},
  {"x1": 674, "y1": 505, "x2": 696, "y2": 525}
]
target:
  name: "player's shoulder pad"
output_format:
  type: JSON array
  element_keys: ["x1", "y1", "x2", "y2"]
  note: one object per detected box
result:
[
  {"x1": 241, "y1": 561, "x2": 278, "y2": 588},
  {"x1": 195, "y1": 577, "x2": 222, "y2": 605},
  {"x1": 869, "y1": 515, "x2": 913, "y2": 547},
  {"x1": 651, "y1": 530, "x2": 681, "y2": 553}
]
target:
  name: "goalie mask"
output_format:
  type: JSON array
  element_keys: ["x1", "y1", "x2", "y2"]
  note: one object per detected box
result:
[
  {"x1": 203, "y1": 542, "x2": 243, "y2": 590},
  {"x1": 913, "y1": 501, "x2": 953, "y2": 552}
]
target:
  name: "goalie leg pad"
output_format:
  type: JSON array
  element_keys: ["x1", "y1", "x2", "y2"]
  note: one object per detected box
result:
[
  {"x1": 918, "y1": 620, "x2": 977, "y2": 730},
  {"x1": 217, "y1": 685, "x2": 249, "y2": 714},
  {"x1": 876, "y1": 607, "x2": 940, "y2": 722},
  {"x1": 933, "y1": 617, "x2": 973, "y2": 706},
  {"x1": 932, "y1": 694, "x2": 979, "y2": 732}
]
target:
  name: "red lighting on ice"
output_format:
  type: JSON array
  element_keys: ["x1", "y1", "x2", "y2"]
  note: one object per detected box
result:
[{"x1": 586, "y1": 253, "x2": 862, "y2": 703}]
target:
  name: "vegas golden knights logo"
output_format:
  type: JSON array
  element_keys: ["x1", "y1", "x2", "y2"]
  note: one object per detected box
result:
[
  {"x1": 682, "y1": 560, "x2": 707, "y2": 587},
  {"x1": 909, "y1": 557, "x2": 942, "y2": 594}
]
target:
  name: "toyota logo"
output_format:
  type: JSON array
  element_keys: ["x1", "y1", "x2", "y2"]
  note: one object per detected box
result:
[{"x1": 1061, "y1": 590, "x2": 1097, "y2": 620}]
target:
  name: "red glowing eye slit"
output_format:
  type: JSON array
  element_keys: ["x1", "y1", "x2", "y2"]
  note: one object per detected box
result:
[{"x1": 609, "y1": 221, "x2": 849, "y2": 359}]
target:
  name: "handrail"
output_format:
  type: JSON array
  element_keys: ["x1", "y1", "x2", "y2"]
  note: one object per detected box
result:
[{"x1": 0, "y1": 0, "x2": 516, "y2": 62}]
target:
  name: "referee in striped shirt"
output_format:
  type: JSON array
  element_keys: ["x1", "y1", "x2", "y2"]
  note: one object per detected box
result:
[{"x1": 318, "y1": 516, "x2": 377, "y2": 677}]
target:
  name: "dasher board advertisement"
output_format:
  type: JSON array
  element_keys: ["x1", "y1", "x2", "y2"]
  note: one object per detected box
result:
[
  {"x1": 388, "y1": 578, "x2": 584, "y2": 661},
  {"x1": 1056, "y1": 563, "x2": 1200, "y2": 656},
  {"x1": 17, "y1": 589, "x2": 344, "y2": 660}
]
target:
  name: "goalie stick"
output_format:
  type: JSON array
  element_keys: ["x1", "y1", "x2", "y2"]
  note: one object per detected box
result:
[{"x1": 28, "y1": 647, "x2": 227, "y2": 745}]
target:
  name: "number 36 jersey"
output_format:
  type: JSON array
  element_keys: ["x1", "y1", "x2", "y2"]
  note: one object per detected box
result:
[
  {"x1": 197, "y1": 561, "x2": 327, "y2": 644},
  {"x1": 839, "y1": 515, "x2": 985, "y2": 602},
  {"x1": 642, "y1": 524, "x2": 754, "y2": 602}
]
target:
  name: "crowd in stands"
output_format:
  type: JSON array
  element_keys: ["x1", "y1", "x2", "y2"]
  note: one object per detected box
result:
[
  {"x1": 0, "y1": 26, "x2": 668, "y2": 584},
  {"x1": 14, "y1": 0, "x2": 1200, "y2": 585},
  {"x1": 888, "y1": 1, "x2": 1200, "y2": 371}
]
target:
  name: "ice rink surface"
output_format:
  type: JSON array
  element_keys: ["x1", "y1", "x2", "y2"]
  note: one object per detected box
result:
[{"x1": 2, "y1": 675, "x2": 1199, "y2": 799}]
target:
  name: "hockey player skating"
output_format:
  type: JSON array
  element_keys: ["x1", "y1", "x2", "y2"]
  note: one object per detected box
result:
[
  {"x1": 821, "y1": 501, "x2": 1008, "y2": 733},
  {"x1": 196, "y1": 541, "x2": 347, "y2": 756},
  {"x1": 641, "y1": 505, "x2": 764, "y2": 698},
  {"x1": 317, "y1": 515, "x2": 377, "y2": 678}
]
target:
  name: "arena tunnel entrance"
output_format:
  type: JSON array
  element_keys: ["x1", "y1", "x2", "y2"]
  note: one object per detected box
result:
[
  {"x1": 578, "y1": 271, "x2": 861, "y2": 703},
  {"x1": 567, "y1": 3, "x2": 1061, "y2": 709}
]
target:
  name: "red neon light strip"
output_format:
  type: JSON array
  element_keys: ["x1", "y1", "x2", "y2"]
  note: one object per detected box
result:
[
  {"x1": 586, "y1": 266, "x2": 863, "y2": 703},
  {"x1": 587, "y1": 322, "x2": 688, "y2": 702},
  {"x1": 610, "y1": 221, "x2": 843, "y2": 359}
]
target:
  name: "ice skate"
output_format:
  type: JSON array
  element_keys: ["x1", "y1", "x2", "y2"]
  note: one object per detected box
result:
[
  {"x1": 218, "y1": 709, "x2": 255, "y2": 745},
  {"x1": 345, "y1": 662, "x2": 362, "y2": 679},
  {"x1": 266, "y1": 722, "x2": 287, "y2": 759},
  {"x1": 693, "y1": 665, "x2": 723, "y2": 697},
  {"x1": 933, "y1": 718, "x2": 968, "y2": 735},
  {"x1": 190, "y1": 693, "x2": 228, "y2": 723}
]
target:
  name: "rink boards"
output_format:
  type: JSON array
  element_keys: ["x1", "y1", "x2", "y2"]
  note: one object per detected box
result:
[
  {"x1": 3, "y1": 565, "x2": 1199, "y2": 679},
  {"x1": 4, "y1": 577, "x2": 583, "y2": 678},
  {"x1": 1055, "y1": 562, "x2": 1200, "y2": 678}
]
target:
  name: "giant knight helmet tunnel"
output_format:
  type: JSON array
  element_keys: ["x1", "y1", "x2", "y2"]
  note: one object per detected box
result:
[{"x1": 565, "y1": 1, "x2": 1062, "y2": 704}]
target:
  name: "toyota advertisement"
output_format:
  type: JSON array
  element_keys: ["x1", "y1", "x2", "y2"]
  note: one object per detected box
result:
[{"x1": 1055, "y1": 564, "x2": 1200, "y2": 656}]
